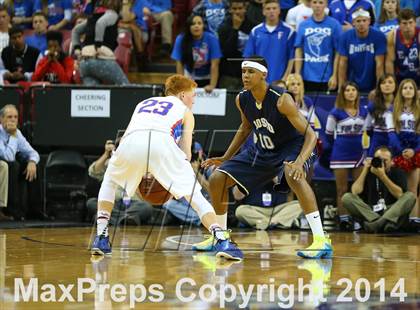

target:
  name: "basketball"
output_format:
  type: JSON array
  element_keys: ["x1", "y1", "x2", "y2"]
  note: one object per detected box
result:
[{"x1": 138, "y1": 175, "x2": 172, "y2": 205}]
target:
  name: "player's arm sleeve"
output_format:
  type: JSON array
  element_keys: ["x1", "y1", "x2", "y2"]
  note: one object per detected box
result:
[{"x1": 179, "y1": 109, "x2": 195, "y2": 161}]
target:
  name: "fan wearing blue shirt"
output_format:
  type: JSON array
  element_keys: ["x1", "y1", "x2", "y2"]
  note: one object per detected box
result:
[
  {"x1": 25, "y1": 12, "x2": 48, "y2": 55},
  {"x1": 329, "y1": 0, "x2": 376, "y2": 31},
  {"x1": 192, "y1": 0, "x2": 229, "y2": 36},
  {"x1": 243, "y1": 0, "x2": 295, "y2": 83},
  {"x1": 11, "y1": 0, "x2": 35, "y2": 29},
  {"x1": 34, "y1": 0, "x2": 72, "y2": 30},
  {"x1": 171, "y1": 15, "x2": 222, "y2": 92},
  {"x1": 142, "y1": 0, "x2": 173, "y2": 56},
  {"x1": 374, "y1": 0, "x2": 399, "y2": 35},
  {"x1": 338, "y1": 9, "x2": 387, "y2": 92},
  {"x1": 295, "y1": 0, "x2": 342, "y2": 92}
]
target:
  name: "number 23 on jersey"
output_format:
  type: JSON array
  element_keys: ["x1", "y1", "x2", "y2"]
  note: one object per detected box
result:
[{"x1": 138, "y1": 99, "x2": 173, "y2": 116}]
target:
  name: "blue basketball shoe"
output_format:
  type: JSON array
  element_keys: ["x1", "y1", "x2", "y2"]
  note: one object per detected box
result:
[
  {"x1": 91, "y1": 235, "x2": 112, "y2": 256},
  {"x1": 192, "y1": 232, "x2": 228, "y2": 252},
  {"x1": 214, "y1": 231, "x2": 243, "y2": 261},
  {"x1": 297, "y1": 235, "x2": 333, "y2": 259}
]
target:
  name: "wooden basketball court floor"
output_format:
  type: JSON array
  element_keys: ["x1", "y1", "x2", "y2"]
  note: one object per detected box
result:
[{"x1": 0, "y1": 225, "x2": 419, "y2": 309}]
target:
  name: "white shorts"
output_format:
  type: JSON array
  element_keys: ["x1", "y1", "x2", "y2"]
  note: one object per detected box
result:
[{"x1": 102, "y1": 130, "x2": 201, "y2": 199}]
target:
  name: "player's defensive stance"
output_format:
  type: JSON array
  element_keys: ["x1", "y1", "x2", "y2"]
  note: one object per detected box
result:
[
  {"x1": 91, "y1": 75, "x2": 243, "y2": 260},
  {"x1": 197, "y1": 58, "x2": 333, "y2": 258}
]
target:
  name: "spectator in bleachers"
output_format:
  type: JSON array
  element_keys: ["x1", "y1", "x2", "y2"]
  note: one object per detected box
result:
[
  {"x1": 325, "y1": 81, "x2": 368, "y2": 230},
  {"x1": 72, "y1": 0, "x2": 120, "y2": 53},
  {"x1": 329, "y1": 0, "x2": 376, "y2": 31},
  {"x1": 34, "y1": 0, "x2": 72, "y2": 31},
  {"x1": 142, "y1": 0, "x2": 173, "y2": 57},
  {"x1": 217, "y1": 0, "x2": 252, "y2": 90},
  {"x1": 400, "y1": 0, "x2": 420, "y2": 11},
  {"x1": 342, "y1": 146, "x2": 416, "y2": 233},
  {"x1": 365, "y1": 74, "x2": 397, "y2": 157},
  {"x1": 0, "y1": 6, "x2": 10, "y2": 53},
  {"x1": 25, "y1": 12, "x2": 48, "y2": 55},
  {"x1": 246, "y1": 0, "x2": 264, "y2": 27},
  {"x1": 385, "y1": 9, "x2": 420, "y2": 85},
  {"x1": 286, "y1": 74, "x2": 317, "y2": 131},
  {"x1": 243, "y1": 0, "x2": 295, "y2": 83},
  {"x1": 390, "y1": 78, "x2": 419, "y2": 218},
  {"x1": 280, "y1": 0, "x2": 298, "y2": 21},
  {"x1": 234, "y1": 181, "x2": 303, "y2": 230},
  {"x1": 286, "y1": 74, "x2": 318, "y2": 183},
  {"x1": 338, "y1": 8, "x2": 386, "y2": 92},
  {"x1": 9, "y1": 0, "x2": 36, "y2": 29},
  {"x1": 86, "y1": 139, "x2": 154, "y2": 226},
  {"x1": 171, "y1": 14, "x2": 222, "y2": 92},
  {"x1": 285, "y1": 0, "x2": 313, "y2": 30},
  {"x1": 1, "y1": 27, "x2": 40, "y2": 84},
  {"x1": 71, "y1": 0, "x2": 84, "y2": 18},
  {"x1": 119, "y1": 0, "x2": 148, "y2": 54},
  {"x1": 32, "y1": 30, "x2": 74, "y2": 83},
  {"x1": 0, "y1": 104, "x2": 40, "y2": 221},
  {"x1": 294, "y1": 0, "x2": 342, "y2": 92},
  {"x1": 77, "y1": 45, "x2": 130, "y2": 85},
  {"x1": 374, "y1": 0, "x2": 399, "y2": 35},
  {"x1": 193, "y1": 0, "x2": 229, "y2": 37},
  {"x1": 70, "y1": 1, "x2": 129, "y2": 85}
]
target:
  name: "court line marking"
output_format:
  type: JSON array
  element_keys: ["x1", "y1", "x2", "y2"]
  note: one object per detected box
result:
[{"x1": 20, "y1": 234, "x2": 420, "y2": 263}]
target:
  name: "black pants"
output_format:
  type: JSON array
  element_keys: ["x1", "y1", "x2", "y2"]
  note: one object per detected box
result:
[
  {"x1": 7, "y1": 161, "x2": 41, "y2": 219},
  {"x1": 7, "y1": 161, "x2": 27, "y2": 218}
]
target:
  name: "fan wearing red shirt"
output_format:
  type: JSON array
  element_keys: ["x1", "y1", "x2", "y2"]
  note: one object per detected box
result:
[{"x1": 32, "y1": 30, "x2": 73, "y2": 83}]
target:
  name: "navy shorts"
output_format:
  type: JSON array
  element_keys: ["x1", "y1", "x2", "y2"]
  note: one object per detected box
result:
[{"x1": 217, "y1": 137, "x2": 310, "y2": 195}]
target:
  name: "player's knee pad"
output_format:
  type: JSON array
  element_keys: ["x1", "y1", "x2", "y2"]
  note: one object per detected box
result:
[
  {"x1": 98, "y1": 179, "x2": 118, "y2": 203},
  {"x1": 187, "y1": 191, "x2": 215, "y2": 220}
]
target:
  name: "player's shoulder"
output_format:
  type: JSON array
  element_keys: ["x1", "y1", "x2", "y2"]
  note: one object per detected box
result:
[
  {"x1": 268, "y1": 85, "x2": 287, "y2": 98},
  {"x1": 238, "y1": 89, "x2": 250, "y2": 101}
]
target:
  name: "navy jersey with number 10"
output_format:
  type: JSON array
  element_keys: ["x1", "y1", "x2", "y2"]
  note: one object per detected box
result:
[{"x1": 238, "y1": 85, "x2": 303, "y2": 156}]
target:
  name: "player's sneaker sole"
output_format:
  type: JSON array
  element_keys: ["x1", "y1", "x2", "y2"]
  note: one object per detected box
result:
[
  {"x1": 91, "y1": 248, "x2": 112, "y2": 256},
  {"x1": 216, "y1": 251, "x2": 243, "y2": 261}
]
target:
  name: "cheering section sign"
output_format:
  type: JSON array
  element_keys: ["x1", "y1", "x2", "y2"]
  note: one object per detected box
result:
[
  {"x1": 71, "y1": 90, "x2": 111, "y2": 118},
  {"x1": 192, "y1": 88, "x2": 227, "y2": 116}
]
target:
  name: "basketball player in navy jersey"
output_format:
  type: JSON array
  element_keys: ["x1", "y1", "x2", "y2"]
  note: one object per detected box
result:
[{"x1": 196, "y1": 57, "x2": 332, "y2": 258}]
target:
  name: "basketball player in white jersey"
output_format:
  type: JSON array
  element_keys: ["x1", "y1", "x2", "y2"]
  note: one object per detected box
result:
[{"x1": 91, "y1": 75, "x2": 243, "y2": 260}]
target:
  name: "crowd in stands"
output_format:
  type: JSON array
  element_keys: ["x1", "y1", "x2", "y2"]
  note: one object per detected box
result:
[{"x1": 0, "y1": 0, "x2": 419, "y2": 233}]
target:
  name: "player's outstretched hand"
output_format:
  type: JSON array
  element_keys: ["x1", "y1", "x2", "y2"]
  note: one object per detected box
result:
[
  {"x1": 284, "y1": 161, "x2": 304, "y2": 181},
  {"x1": 201, "y1": 157, "x2": 225, "y2": 169}
]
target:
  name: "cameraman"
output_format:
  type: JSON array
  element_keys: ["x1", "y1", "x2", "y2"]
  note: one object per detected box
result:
[{"x1": 342, "y1": 146, "x2": 416, "y2": 233}]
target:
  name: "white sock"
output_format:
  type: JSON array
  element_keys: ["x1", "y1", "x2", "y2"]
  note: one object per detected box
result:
[
  {"x1": 305, "y1": 211, "x2": 325, "y2": 238},
  {"x1": 216, "y1": 213, "x2": 227, "y2": 230},
  {"x1": 97, "y1": 210, "x2": 110, "y2": 237},
  {"x1": 209, "y1": 224, "x2": 227, "y2": 240}
]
